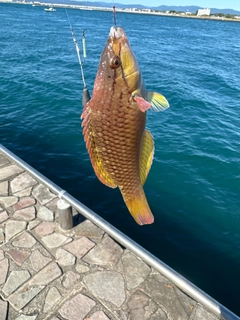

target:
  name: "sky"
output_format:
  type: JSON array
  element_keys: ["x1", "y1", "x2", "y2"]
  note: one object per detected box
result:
[{"x1": 99, "y1": 0, "x2": 240, "y2": 11}]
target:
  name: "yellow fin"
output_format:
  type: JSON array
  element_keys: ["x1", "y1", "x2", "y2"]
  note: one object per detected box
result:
[
  {"x1": 146, "y1": 92, "x2": 170, "y2": 112},
  {"x1": 139, "y1": 130, "x2": 154, "y2": 186},
  {"x1": 124, "y1": 187, "x2": 154, "y2": 225},
  {"x1": 92, "y1": 155, "x2": 117, "y2": 188}
]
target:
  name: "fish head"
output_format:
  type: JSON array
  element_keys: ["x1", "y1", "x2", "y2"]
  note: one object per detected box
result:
[{"x1": 96, "y1": 26, "x2": 143, "y2": 94}]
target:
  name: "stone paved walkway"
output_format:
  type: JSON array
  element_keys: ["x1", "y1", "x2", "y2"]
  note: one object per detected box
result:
[{"x1": 0, "y1": 149, "x2": 231, "y2": 320}]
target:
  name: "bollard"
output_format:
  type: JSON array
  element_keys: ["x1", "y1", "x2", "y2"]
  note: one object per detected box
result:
[{"x1": 57, "y1": 199, "x2": 73, "y2": 230}]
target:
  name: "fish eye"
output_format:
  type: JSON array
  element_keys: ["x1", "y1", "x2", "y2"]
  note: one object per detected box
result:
[{"x1": 110, "y1": 55, "x2": 121, "y2": 69}]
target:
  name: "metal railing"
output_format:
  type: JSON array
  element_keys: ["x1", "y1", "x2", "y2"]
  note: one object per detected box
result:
[{"x1": 0, "y1": 144, "x2": 239, "y2": 320}]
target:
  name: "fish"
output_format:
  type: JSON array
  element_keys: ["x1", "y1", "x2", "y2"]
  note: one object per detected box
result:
[{"x1": 81, "y1": 26, "x2": 169, "y2": 225}]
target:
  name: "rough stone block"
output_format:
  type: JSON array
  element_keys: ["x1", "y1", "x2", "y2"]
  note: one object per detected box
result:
[
  {"x1": 64, "y1": 236, "x2": 95, "y2": 259},
  {"x1": 0, "y1": 196, "x2": 18, "y2": 208},
  {"x1": 58, "y1": 293, "x2": 96, "y2": 320},
  {"x1": 75, "y1": 219, "x2": 104, "y2": 239},
  {"x1": 121, "y1": 252, "x2": 151, "y2": 290},
  {"x1": 0, "y1": 258, "x2": 9, "y2": 285},
  {"x1": 11, "y1": 172, "x2": 37, "y2": 194},
  {"x1": 43, "y1": 287, "x2": 61, "y2": 313},
  {"x1": 29, "y1": 249, "x2": 52, "y2": 272},
  {"x1": 5, "y1": 220, "x2": 27, "y2": 241},
  {"x1": 13, "y1": 197, "x2": 36, "y2": 211},
  {"x1": 84, "y1": 271, "x2": 125, "y2": 307},
  {"x1": 0, "y1": 181, "x2": 8, "y2": 196},
  {"x1": 12, "y1": 232, "x2": 37, "y2": 248},
  {"x1": 32, "y1": 184, "x2": 56, "y2": 205},
  {"x1": 83, "y1": 235, "x2": 123, "y2": 267},
  {"x1": 0, "y1": 164, "x2": 24, "y2": 181},
  {"x1": 41, "y1": 233, "x2": 72, "y2": 249},
  {"x1": 0, "y1": 299, "x2": 8, "y2": 320},
  {"x1": 6, "y1": 249, "x2": 30, "y2": 266},
  {"x1": 2, "y1": 270, "x2": 31, "y2": 296}
]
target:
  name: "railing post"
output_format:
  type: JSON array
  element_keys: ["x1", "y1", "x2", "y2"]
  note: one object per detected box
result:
[{"x1": 57, "y1": 199, "x2": 73, "y2": 230}]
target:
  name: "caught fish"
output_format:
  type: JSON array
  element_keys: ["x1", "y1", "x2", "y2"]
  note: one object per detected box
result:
[{"x1": 81, "y1": 26, "x2": 169, "y2": 225}]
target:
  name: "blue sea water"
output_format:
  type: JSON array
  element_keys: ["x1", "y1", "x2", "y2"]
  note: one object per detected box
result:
[{"x1": 1, "y1": 3, "x2": 240, "y2": 315}]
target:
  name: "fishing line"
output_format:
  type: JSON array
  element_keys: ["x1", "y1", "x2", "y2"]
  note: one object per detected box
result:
[
  {"x1": 113, "y1": 5, "x2": 117, "y2": 26},
  {"x1": 65, "y1": 8, "x2": 90, "y2": 106}
]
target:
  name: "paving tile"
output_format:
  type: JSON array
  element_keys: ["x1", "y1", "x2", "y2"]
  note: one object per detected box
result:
[
  {"x1": 0, "y1": 164, "x2": 24, "y2": 181},
  {"x1": 0, "y1": 210, "x2": 9, "y2": 223},
  {"x1": 0, "y1": 181, "x2": 8, "y2": 196},
  {"x1": 63, "y1": 236, "x2": 95, "y2": 259},
  {"x1": 192, "y1": 305, "x2": 219, "y2": 320},
  {"x1": 34, "y1": 221, "x2": 56, "y2": 237},
  {"x1": 8, "y1": 285, "x2": 44, "y2": 311},
  {"x1": 75, "y1": 219, "x2": 104, "y2": 239},
  {"x1": 37, "y1": 205, "x2": 54, "y2": 221},
  {"x1": 127, "y1": 290, "x2": 166, "y2": 320},
  {"x1": 29, "y1": 249, "x2": 52, "y2": 272},
  {"x1": 0, "y1": 299, "x2": 8, "y2": 320},
  {"x1": 0, "y1": 229, "x2": 5, "y2": 243},
  {"x1": 121, "y1": 252, "x2": 151, "y2": 290},
  {"x1": 13, "y1": 197, "x2": 36, "y2": 211},
  {"x1": 32, "y1": 184, "x2": 56, "y2": 205},
  {"x1": 0, "y1": 153, "x2": 10, "y2": 167},
  {"x1": 2, "y1": 270, "x2": 31, "y2": 296},
  {"x1": 5, "y1": 220, "x2": 27, "y2": 241},
  {"x1": 13, "y1": 186, "x2": 33, "y2": 197},
  {"x1": 7, "y1": 249, "x2": 30, "y2": 266},
  {"x1": 0, "y1": 249, "x2": 4, "y2": 260},
  {"x1": 45, "y1": 197, "x2": 58, "y2": 212},
  {"x1": 141, "y1": 273, "x2": 195, "y2": 320},
  {"x1": 43, "y1": 287, "x2": 61, "y2": 313},
  {"x1": 0, "y1": 258, "x2": 9, "y2": 285},
  {"x1": 41, "y1": 233, "x2": 72, "y2": 249},
  {"x1": 84, "y1": 271, "x2": 125, "y2": 308},
  {"x1": 75, "y1": 263, "x2": 90, "y2": 274},
  {"x1": 83, "y1": 235, "x2": 123, "y2": 267},
  {"x1": 28, "y1": 220, "x2": 40, "y2": 230},
  {"x1": 11, "y1": 172, "x2": 37, "y2": 194},
  {"x1": 12, "y1": 232, "x2": 37, "y2": 248},
  {"x1": 58, "y1": 293, "x2": 96, "y2": 320},
  {"x1": 29, "y1": 262, "x2": 62, "y2": 286},
  {"x1": 56, "y1": 248, "x2": 76, "y2": 267},
  {"x1": 89, "y1": 311, "x2": 110, "y2": 320},
  {"x1": 62, "y1": 271, "x2": 80, "y2": 289},
  {"x1": 13, "y1": 206, "x2": 36, "y2": 221},
  {"x1": 15, "y1": 315, "x2": 37, "y2": 320},
  {"x1": 0, "y1": 196, "x2": 18, "y2": 208}
]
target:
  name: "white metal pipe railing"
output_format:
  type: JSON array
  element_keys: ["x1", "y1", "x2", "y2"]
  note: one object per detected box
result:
[{"x1": 0, "y1": 144, "x2": 239, "y2": 320}]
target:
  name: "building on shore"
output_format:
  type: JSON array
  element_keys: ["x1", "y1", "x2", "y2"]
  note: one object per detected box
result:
[{"x1": 197, "y1": 8, "x2": 211, "y2": 16}]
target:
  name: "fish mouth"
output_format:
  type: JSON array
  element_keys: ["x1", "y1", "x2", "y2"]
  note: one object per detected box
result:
[{"x1": 109, "y1": 26, "x2": 126, "y2": 40}]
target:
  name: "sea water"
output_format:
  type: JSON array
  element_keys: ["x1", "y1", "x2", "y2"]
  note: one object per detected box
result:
[{"x1": 1, "y1": 3, "x2": 240, "y2": 315}]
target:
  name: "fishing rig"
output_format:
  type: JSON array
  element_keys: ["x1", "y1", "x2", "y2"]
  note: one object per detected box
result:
[
  {"x1": 65, "y1": 8, "x2": 91, "y2": 107},
  {"x1": 65, "y1": 7, "x2": 117, "y2": 107}
]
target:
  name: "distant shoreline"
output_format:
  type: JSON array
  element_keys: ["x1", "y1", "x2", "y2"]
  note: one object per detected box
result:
[{"x1": 1, "y1": 0, "x2": 240, "y2": 23}]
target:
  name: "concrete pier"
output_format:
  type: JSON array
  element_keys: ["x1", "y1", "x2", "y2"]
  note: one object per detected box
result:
[{"x1": 0, "y1": 145, "x2": 239, "y2": 320}]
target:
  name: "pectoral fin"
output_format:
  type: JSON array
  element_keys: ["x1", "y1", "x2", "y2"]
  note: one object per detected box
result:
[
  {"x1": 132, "y1": 91, "x2": 170, "y2": 113},
  {"x1": 140, "y1": 130, "x2": 154, "y2": 186},
  {"x1": 146, "y1": 92, "x2": 170, "y2": 112}
]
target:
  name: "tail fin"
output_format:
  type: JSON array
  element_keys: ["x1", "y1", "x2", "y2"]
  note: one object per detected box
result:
[{"x1": 123, "y1": 187, "x2": 154, "y2": 225}]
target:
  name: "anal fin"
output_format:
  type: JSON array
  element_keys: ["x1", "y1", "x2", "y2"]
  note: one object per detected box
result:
[{"x1": 139, "y1": 130, "x2": 154, "y2": 186}]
